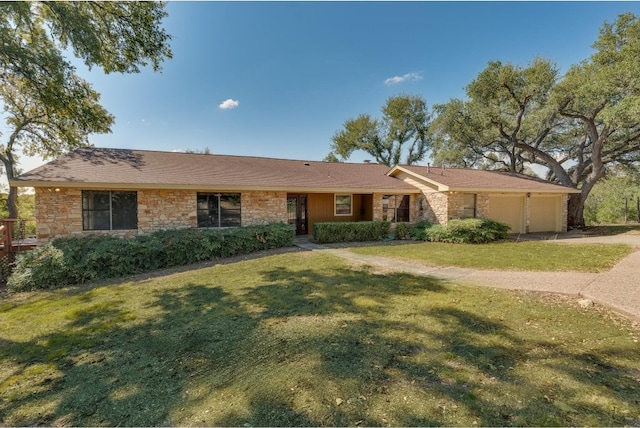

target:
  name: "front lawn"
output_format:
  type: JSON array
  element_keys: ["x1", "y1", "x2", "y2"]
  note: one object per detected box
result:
[
  {"x1": 1, "y1": 252, "x2": 638, "y2": 426},
  {"x1": 349, "y1": 241, "x2": 633, "y2": 272}
]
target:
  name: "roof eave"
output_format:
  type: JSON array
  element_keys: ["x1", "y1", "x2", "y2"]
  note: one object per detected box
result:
[
  {"x1": 387, "y1": 165, "x2": 450, "y2": 191},
  {"x1": 447, "y1": 187, "x2": 581, "y2": 194},
  {"x1": 11, "y1": 180, "x2": 420, "y2": 194}
]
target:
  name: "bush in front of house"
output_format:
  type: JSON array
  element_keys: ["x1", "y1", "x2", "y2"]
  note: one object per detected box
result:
[
  {"x1": 408, "y1": 220, "x2": 433, "y2": 241},
  {"x1": 313, "y1": 221, "x2": 390, "y2": 244},
  {"x1": 7, "y1": 223, "x2": 295, "y2": 291},
  {"x1": 393, "y1": 222, "x2": 411, "y2": 240},
  {"x1": 425, "y1": 218, "x2": 510, "y2": 244}
]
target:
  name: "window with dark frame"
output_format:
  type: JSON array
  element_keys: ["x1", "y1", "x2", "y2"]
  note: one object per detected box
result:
[
  {"x1": 462, "y1": 193, "x2": 477, "y2": 218},
  {"x1": 197, "y1": 193, "x2": 241, "y2": 227},
  {"x1": 382, "y1": 195, "x2": 410, "y2": 222},
  {"x1": 82, "y1": 191, "x2": 137, "y2": 230}
]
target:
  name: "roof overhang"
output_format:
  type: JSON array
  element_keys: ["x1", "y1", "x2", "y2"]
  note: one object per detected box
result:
[
  {"x1": 10, "y1": 180, "x2": 421, "y2": 194},
  {"x1": 388, "y1": 165, "x2": 450, "y2": 190},
  {"x1": 387, "y1": 165, "x2": 581, "y2": 194}
]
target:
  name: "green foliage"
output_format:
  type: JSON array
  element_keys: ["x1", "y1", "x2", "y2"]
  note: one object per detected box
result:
[
  {"x1": 0, "y1": 192, "x2": 36, "y2": 236},
  {"x1": 431, "y1": 59, "x2": 558, "y2": 173},
  {"x1": 313, "y1": 221, "x2": 390, "y2": 244},
  {"x1": 1, "y1": 252, "x2": 639, "y2": 426},
  {"x1": 326, "y1": 95, "x2": 432, "y2": 166},
  {"x1": 424, "y1": 218, "x2": 510, "y2": 244},
  {"x1": 584, "y1": 168, "x2": 640, "y2": 224},
  {"x1": 408, "y1": 220, "x2": 433, "y2": 240},
  {"x1": 1, "y1": 1, "x2": 172, "y2": 218},
  {"x1": 393, "y1": 222, "x2": 411, "y2": 240},
  {"x1": 7, "y1": 224, "x2": 294, "y2": 291},
  {"x1": 430, "y1": 13, "x2": 640, "y2": 226}
]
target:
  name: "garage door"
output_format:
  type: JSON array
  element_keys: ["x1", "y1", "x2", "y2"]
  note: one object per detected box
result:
[
  {"x1": 488, "y1": 195, "x2": 525, "y2": 234},
  {"x1": 529, "y1": 196, "x2": 561, "y2": 232}
]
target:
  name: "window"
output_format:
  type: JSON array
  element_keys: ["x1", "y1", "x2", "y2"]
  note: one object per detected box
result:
[
  {"x1": 462, "y1": 193, "x2": 477, "y2": 218},
  {"x1": 335, "y1": 194, "x2": 352, "y2": 216},
  {"x1": 82, "y1": 191, "x2": 137, "y2": 230},
  {"x1": 197, "y1": 193, "x2": 241, "y2": 227},
  {"x1": 383, "y1": 195, "x2": 410, "y2": 222}
]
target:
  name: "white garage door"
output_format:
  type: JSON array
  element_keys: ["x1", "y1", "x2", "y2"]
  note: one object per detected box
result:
[
  {"x1": 530, "y1": 196, "x2": 561, "y2": 232},
  {"x1": 488, "y1": 195, "x2": 525, "y2": 234}
]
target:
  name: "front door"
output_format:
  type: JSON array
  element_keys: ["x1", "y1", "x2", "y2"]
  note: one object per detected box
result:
[{"x1": 287, "y1": 195, "x2": 308, "y2": 235}]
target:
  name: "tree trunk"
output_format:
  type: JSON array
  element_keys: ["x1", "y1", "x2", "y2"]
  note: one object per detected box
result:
[
  {"x1": 1, "y1": 157, "x2": 19, "y2": 219},
  {"x1": 567, "y1": 193, "x2": 586, "y2": 229}
]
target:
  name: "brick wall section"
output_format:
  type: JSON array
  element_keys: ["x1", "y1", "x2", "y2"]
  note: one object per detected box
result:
[
  {"x1": 371, "y1": 193, "x2": 421, "y2": 223},
  {"x1": 446, "y1": 192, "x2": 491, "y2": 219},
  {"x1": 35, "y1": 187, "x2": 83, "y2": 243},
  {"x1": 371, "y1": 193, "x2": 384, "y2": 221},
  {"x1": 562, "y1": 194, "x2": 569, "y2": 232},
  {"x1": 137, "y1": 189, "x2": 195, "y2": 233},
  {"x1": 422, "y1": 192, "x2": 448, "y2": 224},
  {"x1": 476, "y1": 194, "x2": 490, "y2": 218},
  {"x1": 35, "y1": 187, "x2": 289, "y2": 244},
  {"x1": 242, "y1": 191, "x2": 287, "y2": 225}
]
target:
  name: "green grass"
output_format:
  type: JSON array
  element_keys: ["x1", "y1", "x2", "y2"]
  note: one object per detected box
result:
[
  {"x1": 583, "y1": 224, "x2": 640, "y2": 236},
  {"x1": 348, "y1": 241, "x2": 633, "y2": 272},
  {"x1": 1, "y1": 252, "x2": 639, "y2": 426}
]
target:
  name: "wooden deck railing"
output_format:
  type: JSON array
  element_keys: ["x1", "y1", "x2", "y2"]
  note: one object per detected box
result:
[{"x1": 0, "y1": 218, "x2": 37, "y2": 258}]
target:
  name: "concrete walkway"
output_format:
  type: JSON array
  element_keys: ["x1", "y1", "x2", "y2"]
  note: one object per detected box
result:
[{"x1": 295, "y1": 234, "x2": 640, "y2": 321}]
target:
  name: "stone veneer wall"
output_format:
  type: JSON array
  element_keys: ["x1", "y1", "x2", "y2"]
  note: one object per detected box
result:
[
  {"x1": 241, "y1": 191, "x2": 287, "y2": 226},
  {"x1": 35, "y1": 187, "x2": 83, "y2": 243},
  {"x1": 137, "y1": 189, "x2": 196, "y2": 233},
  {"x1": 35, "y1": 187, "x2": 289, "y2": 244},
  {"x1": 447, "y1": 192, "x2": 490, "y2": 219},
  {"x1": 371, "y1": 193, "x2": 419, "y2": 223},
  {"x1": 561, "y1": 194, "x2": 569, "y2": 232},
  {"x1": 422, "y1": 192, "x2": 449, "y2": 224},
  {"x1": 372, "y1": 193, "x2": 384, "y2": 221}
]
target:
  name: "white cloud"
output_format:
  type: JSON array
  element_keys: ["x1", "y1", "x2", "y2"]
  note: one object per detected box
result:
[
  {"x1": 384, "y1": 72, "x2": 423, "y2": 86},
  {"x1": 219, "y1": 99, "x2": 240, "y2": 109}
]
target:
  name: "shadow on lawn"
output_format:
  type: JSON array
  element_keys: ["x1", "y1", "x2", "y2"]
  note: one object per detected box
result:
[{"x1": 1, "y1": 261, "x2": 639, "y2": 426}]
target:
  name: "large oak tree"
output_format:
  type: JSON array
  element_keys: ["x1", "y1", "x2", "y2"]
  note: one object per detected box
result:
[
  {"x1": 0, "y1": 2, "x2": 172, "y2": 218},
  {"x1": 326, "y1": 95, "x2": 432, "y2": 167},
  {"x1": 431, "y1": 13, "x2": 640, "y2": 227}
]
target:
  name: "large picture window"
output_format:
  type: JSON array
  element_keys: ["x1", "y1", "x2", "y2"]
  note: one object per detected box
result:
[
  {"x1": 197, "y1": 193, "x2": 241, "y2": 227},
  {"x1": 334, "y1": 194, "x2": 352, "y2": 216},
  {"x1": 82, "y1": 191, "x2": 137, "y2": 230},
  {"x1": 462, "y1": 193, "x2": 477, "y2": 218},
  {"x1": 383, "y1": 195, "x2": 410, "y2": 222}
]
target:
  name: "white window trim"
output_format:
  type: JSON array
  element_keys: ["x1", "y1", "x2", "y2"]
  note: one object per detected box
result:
[{"x1": 334, "y1": 194, "x2": 353, "y2": 216}]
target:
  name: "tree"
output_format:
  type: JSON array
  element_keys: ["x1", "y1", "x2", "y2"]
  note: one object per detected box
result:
[
  {"x1": 551, "y1": 12, "x2": 640, "y2": 226},
  {"x1": 431, "y1": 59, "x2": 560, "y2": 173},
  {"x1": 0, "y1": 2, "x2": 172, "y2": 218},
  {"x1": 326, "y1": 95, "x2": 432, "y2": 166},
  {"x1": 1, "y1": 74, "x2": 113, "y2": 218},
  {"x1": 431, "y1": 13, "x2": 640, "y2": 227},
  {"x1": 584, "y1": 166, "x2": 640, "y2": 224}
]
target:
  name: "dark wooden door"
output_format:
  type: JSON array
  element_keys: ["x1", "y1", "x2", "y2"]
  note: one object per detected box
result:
[{"x1": 287, "y1": 195, "x2": 308, "y2": 235}]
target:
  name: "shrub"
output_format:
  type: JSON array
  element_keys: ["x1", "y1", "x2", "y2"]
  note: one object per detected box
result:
[
  {"x1": 409, "y1": 220, "x2": 433, "y2": 241},
  {"x1": 313, "y1": 221, "x2": 390, "y2": 244},
  {"x1": 8, "y1": 223, "x2": 295, "y2": 291},
  {"x1": 425, "y1": 218, "x2": 510, "y2": 244},
  {"x1": 393, "y1": 223, "x2": 411, "y2": 240}
]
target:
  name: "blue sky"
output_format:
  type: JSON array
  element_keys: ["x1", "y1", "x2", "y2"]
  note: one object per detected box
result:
[{"x1": 11, "y1": 1, "x2": 640, "y2": 177}]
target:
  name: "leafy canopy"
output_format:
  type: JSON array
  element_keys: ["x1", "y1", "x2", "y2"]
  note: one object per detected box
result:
[
  {"x1": 0, "y1": 1, "x2": 172, "y2": 218},
  {"x1": 326, "y1": 95, "x2": 432, "y2": 166},
  {"x1": 430, "y1": 13, "x2": 640, "y2": 226}
]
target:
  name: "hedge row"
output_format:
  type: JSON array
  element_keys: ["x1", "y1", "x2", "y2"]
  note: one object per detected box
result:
[
  {"x1": 418, "y1": 218, "x2": 510, "y2": 244},
  {"x1": 313, "y1": 221, "x2": 390, "y2": 244},
  {"x1": 8, "y1": 223, "x2": 295, "y2": 291}
]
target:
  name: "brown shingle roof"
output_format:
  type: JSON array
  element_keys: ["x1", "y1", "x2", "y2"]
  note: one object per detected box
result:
[
  {"x1": 392, "y1": 165, "x2": 579, "y2": 193},
  {"x1": 12, "y1": 147, "x2": 417, "y2": 192}
]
